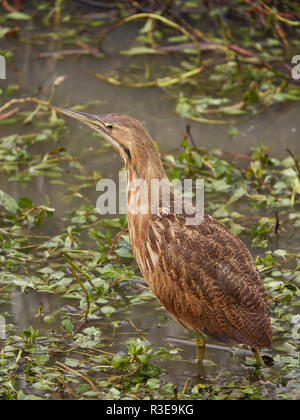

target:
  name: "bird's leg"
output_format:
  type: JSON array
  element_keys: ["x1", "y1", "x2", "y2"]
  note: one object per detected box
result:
[
  {"x1": 251, "y1": 348, "x2": 265, "y2": 366},
  {"x1": 195, "y1": 331, "x2": 206, "y2": 364}
]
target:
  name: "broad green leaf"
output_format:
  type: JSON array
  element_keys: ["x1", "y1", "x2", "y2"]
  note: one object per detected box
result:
[
  {"x1": 101, "y1": 305, "x2": 116, "y2": 317},
  {"x1": 18, "y1": 196, "x2": 34, "y2": 209},
  {"x1": 0, "y1": 189, "x2": 19, "y2": 214},
  {"x1": 62, "y1": 318, "x2": 74, "y2": 333}
]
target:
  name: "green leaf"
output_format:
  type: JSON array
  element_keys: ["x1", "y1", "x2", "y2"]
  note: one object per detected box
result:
[
  {"x1": 111, "y1": 354, "x2": 130, "y2": 368},
  {"x1": 0, "y1": 189, "x2": 19, "y2": 214},
  {"x1": 65, "y1": 358, "x2": 80, "y2": 368},
  {"x1": 62, "y1": 318, "x2": 74, "y2": 333},
  {"x1": 101, "y1": 306, "x2": 116, "y2": 318},
  {"x1": 120, "y1": 47, "x2": 165, "y2": 55},
  {"x1": 18, "y1": 196, "x2": 34, "y2": 209},
  {"x1": 31, "y1": 354, "x2": 50, "y2": 365},
  {"x1": 228, "y1": 127, "x2": 240, "y2": 138},
  {"x1": 168, "y1": 35, "x2": 189, "y2": 43},
  {"x1": 137, "y1": 354, "x2": 150, "y2": 364},
  {"x1": 7, "y1": 12, "x2": 31, "y2": 20},
  {"x1": 0, "y1": 27, "x2": 10, "y2": 38},
  {"x1": 22, "y1": 326, "x2": 39, "y2": 342},
  {"x1": 226, "y1": 185, "x2": 247, "y2": 206},
  {"x1": 114, "y1": 248, "x2": 133, "y2": 258},
  {"x1": 273, "y1": 249, "x2": 287, "y2": 258},
  {"x1": 139, "y1": 18, "x2": 154, "y2": 34},
  {"x1": 147, "y1": 378, "x2": 160, "y2": 389}
]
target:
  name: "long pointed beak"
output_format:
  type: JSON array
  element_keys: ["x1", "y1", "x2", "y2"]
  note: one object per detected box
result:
[{"x1": 52, "y1": 106, "x2": 107, "y2": 132}]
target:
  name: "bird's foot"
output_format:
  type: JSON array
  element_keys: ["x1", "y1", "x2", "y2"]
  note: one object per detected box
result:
[
  {"x1": 251, "y1": 347, "x2": 265, "y2": 367},
  {"x1": 195, "y1": 332, "x2": 206, "y2": 364}
]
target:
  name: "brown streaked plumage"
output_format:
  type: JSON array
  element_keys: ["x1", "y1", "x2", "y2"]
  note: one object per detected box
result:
[{"x1": 53, "y1": 107, "x2": 272, "y2": 365}]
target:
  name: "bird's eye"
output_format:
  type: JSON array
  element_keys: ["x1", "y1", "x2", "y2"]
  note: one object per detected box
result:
[{"x1": 105, "y1": 123, "x2": 114, "y2": 129}]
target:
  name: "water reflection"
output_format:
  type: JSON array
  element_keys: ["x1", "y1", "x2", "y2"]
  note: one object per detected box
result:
[{"x1": 8, "y1": 291, "x2": 60, "y2": 331}]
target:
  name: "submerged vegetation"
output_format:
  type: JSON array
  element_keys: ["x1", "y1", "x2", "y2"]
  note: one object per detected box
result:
[{"x1": 0, "y1": 0, "x2": 299, "y2": 400}]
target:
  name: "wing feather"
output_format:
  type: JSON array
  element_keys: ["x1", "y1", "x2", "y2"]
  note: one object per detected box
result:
[{"x1": 147, "y1": 212, "x2": 272, "y2": 347}]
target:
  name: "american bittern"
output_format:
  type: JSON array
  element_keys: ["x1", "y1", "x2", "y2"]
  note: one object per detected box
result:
[{"x1": 53, "y1": 107, "x2": 272, "y2": 365}]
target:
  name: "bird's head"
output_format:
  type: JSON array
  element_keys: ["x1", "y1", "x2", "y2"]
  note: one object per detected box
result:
[{"x1": 53, "y1": 107, "x2": 166, "y2": 181}]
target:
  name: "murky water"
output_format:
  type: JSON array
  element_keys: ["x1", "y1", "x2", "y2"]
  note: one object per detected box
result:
[{"x1": 1, "y1": 12, "x2": 299, "y2": 399}]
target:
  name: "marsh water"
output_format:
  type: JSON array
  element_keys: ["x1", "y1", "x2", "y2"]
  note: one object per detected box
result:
[{"x1": 1, "y1": 11, "x2": 300, "y2": 400}]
